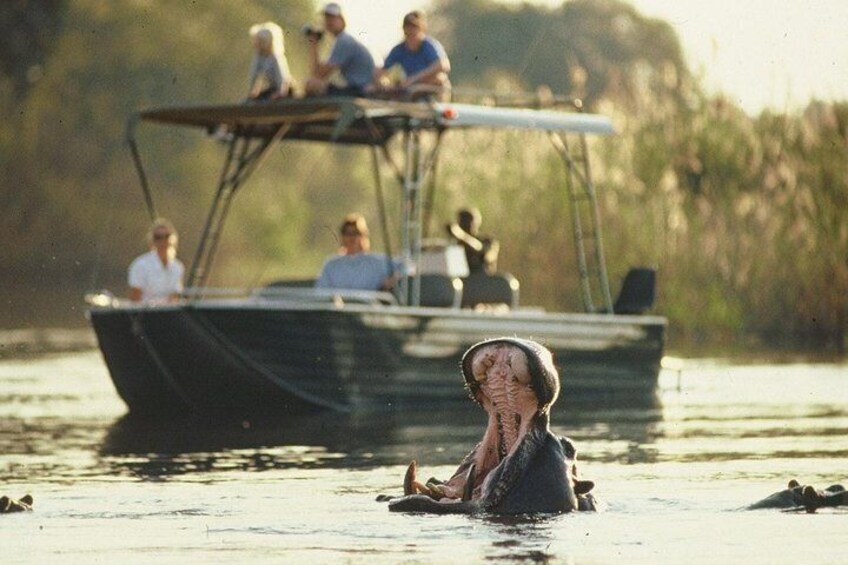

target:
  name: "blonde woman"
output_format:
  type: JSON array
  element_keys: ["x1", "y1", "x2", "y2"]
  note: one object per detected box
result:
[
  {"x1": 128, "y1": 219, "x2": 185, "y2": 303},
  {"x1": 248, "y1": 21, "x2": 292, "y2": 100}
]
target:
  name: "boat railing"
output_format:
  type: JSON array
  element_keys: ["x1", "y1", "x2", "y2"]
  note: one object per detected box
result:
[
  {"x1": 251, "y1": 286, "x2": 398, "y2": 306},
  {"x1": 450, "y1": 87, "x2": 582, "y2": 110},
  {"x1": 87, "y1": 286, "x2": 398, "y2": 309},
  {"x1": 180, "y1": 286, "x2": 398, "y2": 306}
]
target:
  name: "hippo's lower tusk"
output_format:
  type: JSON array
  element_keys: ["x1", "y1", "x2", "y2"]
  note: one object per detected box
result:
[
  {"x1": 403, "y1": 461, "x2": 417, "y2": 496},
  {"x1": 462, "y1": 464, "x2": 476, "y2": 502},
  {"x1": 425, "y1": 482, "x2": 445, "y2": 500},
  {"x1": 413, "y1": 480, "x2": 432, "y2": 496}
]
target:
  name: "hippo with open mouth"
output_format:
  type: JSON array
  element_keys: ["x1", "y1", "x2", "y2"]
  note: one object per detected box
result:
[{"x1": 383, "y1": 337, "x2": 597, "y2": 514}]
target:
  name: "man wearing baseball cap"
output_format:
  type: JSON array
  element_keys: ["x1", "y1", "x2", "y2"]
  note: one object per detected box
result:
[{"x1": 305, "y1": 3, "x2": 375, "y2": 96}]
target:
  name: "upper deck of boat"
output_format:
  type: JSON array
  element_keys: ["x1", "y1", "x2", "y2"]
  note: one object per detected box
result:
[{"x1": 135, "y1": 96, "x2": 615, "y2": 145}]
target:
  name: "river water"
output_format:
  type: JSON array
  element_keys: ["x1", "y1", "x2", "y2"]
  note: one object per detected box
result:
[{"x1": 0, "y1": 346, "x2": 845, "y2": 563}]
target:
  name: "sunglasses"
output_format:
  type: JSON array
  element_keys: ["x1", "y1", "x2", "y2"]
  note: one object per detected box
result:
[
  {"x1": 153, "y1": 232, "x2": 171, "y2": 240},
  {"x1": 341, "y1": 230, "x2": 361, "y2": 237}
]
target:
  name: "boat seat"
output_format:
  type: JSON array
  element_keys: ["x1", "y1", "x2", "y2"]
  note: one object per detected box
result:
[
  {"x1": 256, "y1": 279, "x2": 400, "y2": 305},
  {"x1": 261, "y1": 278, "x2": 317, "y2": 289},
  {"x1": 613, "y1": 268, "x2": 656, "y2": 315},
  {"x1": 461, "y1": 272, "x2": 519, "y2": 309},
  {"x1": 395, "y1": 274, "x2": 463, "y2": 308},
  {"x1": 254, "y1": 279, "x2": 316, "y2": 298}
]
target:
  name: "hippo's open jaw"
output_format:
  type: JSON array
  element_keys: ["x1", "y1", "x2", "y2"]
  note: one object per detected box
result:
[
  {"x1": 462, "y1": 337, "x2": 560, "y2": 415},
  {"x1": 385, "y1": 338, "x2": 596, "y2": 514},
  {"x1": 464, "y1": 340, "x2": 552, "y2": 465},
  {"x1": 403, "y1": 341, "x2": 548, "y2": 503}
]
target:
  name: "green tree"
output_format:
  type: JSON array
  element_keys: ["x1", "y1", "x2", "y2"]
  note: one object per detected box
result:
[{"x1": 432, "y1": 0, "x2": 692, "y2": 112}]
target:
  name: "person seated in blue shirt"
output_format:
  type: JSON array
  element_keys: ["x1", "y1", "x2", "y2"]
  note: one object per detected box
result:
[
  {"x1": 305, "y1": 3, "x2": 376, "y2": 97},
  {"x1": 315, "y1": 213, "x2": 401, "y2": 291},
  {"x1": 371, "y1": 10, "x2": 451, "y2": 101}
]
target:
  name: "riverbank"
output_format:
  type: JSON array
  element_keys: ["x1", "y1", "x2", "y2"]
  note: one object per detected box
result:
[{"x1": 0, "y1": 328, "x2": 97, "y2": 358}]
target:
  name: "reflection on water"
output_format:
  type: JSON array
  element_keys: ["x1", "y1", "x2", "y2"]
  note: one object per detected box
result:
[
  {"x1": 1, "y1": 351, "x2": 846, "y2": 483},
  {"x1": 1, "y1": 350, "x2": 846, "y2": 563}
]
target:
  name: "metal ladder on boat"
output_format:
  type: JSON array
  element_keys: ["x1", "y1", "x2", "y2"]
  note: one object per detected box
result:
[{"x1": 549, "y1": 109, "x2": 613, "y2": 314}]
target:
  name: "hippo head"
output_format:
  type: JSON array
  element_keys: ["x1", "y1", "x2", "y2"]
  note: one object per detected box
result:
[
  {"x1": 385, "y1": 338, "x2": 596, "y2": 515},
  {"x1": 747, "y1": 479, "x2": 848, "y2": 513},
  {"x1": 462, "y1": 337, "x2": 560, "y2": 416},
  {"x1": 0, "y1": 494, "x2": 33, "y2": 513}
]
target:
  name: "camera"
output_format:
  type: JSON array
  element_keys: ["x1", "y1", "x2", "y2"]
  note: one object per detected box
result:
[{"x1": 301, "y1": 24, "x2": 324, "y2": 40}]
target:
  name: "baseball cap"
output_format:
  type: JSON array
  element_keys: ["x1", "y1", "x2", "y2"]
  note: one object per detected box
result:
[{"x1": 323, "y1": 3, "x2": 343, "y2": 17}]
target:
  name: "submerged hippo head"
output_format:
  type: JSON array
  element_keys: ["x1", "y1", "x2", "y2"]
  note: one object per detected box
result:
[
  {"x1": 0, "y1": 494, "x2": 33, "y2": 514},
  {"x1": 747, "y1": 479, "x2": 847, "y2": 513},
  {"x1": 385, "y1": 338, "x2": 596, "y2": 515}
]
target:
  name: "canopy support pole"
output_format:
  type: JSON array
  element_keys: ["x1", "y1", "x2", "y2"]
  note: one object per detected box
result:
[
  {"x1": 188, "y1": 123, "x2": 290, "y2": 293},
  {"x1": 371, "y1": 145, "x2": 394, "y2": 269},
  {"x1": 421, "y1": 130, "x2": 444, "y2": 239},
  {"x1": 126, "y1": 115, "x2": 157, "y2": 222},
  {"x1": 399, "y1": 127, "x2": 425, "y2": 306},
  {"x1": 363, "y1": 116, "x2": 395, "y2": 269}
]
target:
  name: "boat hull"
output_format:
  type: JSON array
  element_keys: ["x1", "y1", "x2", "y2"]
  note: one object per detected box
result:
[{"x1": 88, "y1": 302, "x2": 665, "y2": 417}]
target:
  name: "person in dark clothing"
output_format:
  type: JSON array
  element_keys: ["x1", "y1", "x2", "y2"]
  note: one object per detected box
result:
[{"x1": 447, "y1": 207, "x2": 499, "y2": 275}]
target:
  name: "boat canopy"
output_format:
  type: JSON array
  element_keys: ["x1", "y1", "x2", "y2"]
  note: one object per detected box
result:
[
  {"x1": 137, "y1": 97, "x2": 615, "y2": 145},
  {"x1": 129, "y1": 96, "x2": 617, "y2": 312}
]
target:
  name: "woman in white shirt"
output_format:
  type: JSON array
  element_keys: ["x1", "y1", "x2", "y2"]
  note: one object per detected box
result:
[{"x1": 127, "y1": 218, "x2": 185, "y2": 303}]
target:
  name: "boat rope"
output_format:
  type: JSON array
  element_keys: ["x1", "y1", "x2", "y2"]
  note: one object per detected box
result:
[
  {"x1": 184, "y1": 307, "x2": 352, "y2": 412},
  {"x1": 129, "y1": 311, "x2": 201, "y2": 412}
]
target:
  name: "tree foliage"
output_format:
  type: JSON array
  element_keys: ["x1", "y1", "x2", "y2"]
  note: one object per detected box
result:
[{"x1": 431, "y1": 0, "x2": 692, "y2": 112}]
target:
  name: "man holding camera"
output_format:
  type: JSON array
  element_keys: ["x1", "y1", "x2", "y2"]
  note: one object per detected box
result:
[{"x1": 304, "y1": 3, "x2": 375, "y2": 97}]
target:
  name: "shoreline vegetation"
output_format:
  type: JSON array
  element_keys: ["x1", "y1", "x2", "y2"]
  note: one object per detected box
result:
[{"x1": 1, "y1": 1, "x2": 845, "y2": 356}]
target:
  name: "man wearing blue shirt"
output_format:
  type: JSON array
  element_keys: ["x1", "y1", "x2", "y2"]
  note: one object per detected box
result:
[
  {"x1": 373, "y1": 11, "x2": 451, "y2": 100},
  {"x1": 305, "y1": 3, "x2": 375, "y2": 97},
  {"x1": 315, "y1": 214, "x2": 400, "y2": 291}
]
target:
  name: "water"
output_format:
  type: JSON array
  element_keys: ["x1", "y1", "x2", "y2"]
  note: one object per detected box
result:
[{"x1": 1, "y1": 347, "x2": 846, "y2": 563}]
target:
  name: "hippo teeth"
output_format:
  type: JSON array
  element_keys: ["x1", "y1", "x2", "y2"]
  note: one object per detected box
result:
[
  {"x1": 496, "y1": 414, "x2": 507, "y2": 459},
  {"x1": 403, "y1": 461, "x2": 418, "y2": 495},
  {"x1": 474, "y1": 344, "x2": 540, "y2": 460},
  {"x1": 462, "y1": 464, "x2": 476, "y2": 501}
]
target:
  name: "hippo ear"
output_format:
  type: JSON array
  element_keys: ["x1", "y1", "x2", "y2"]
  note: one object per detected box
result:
[
  {"x1": 574, "y1": 480, "x2": 595, "y2": 495},
  {"x1": 559, "y1": 436, "x2": 577, "y2": 460}
]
